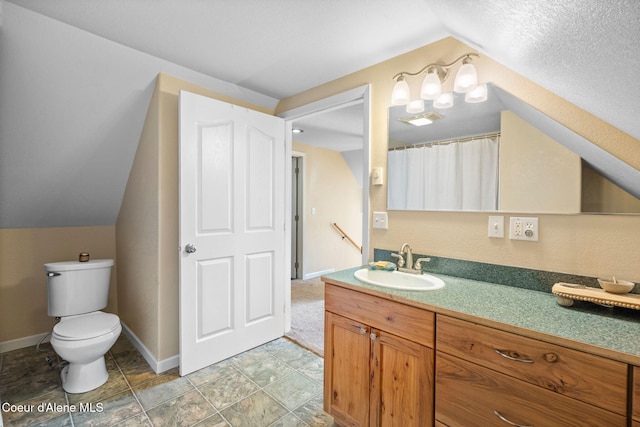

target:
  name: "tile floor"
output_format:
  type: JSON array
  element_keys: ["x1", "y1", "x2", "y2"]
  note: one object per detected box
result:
[{"x1": 0, "y1": 335, "x2": 335, "y2": 426}]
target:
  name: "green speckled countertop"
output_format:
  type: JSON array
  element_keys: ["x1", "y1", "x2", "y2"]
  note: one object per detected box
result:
[{"x1": 322, "y1": 267, "x2": 640, "y2": 365}]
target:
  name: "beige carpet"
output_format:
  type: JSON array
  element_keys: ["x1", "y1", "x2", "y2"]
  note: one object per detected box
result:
[{"x1": 286, "y1": 278, "x2": 325, "y2": 356}]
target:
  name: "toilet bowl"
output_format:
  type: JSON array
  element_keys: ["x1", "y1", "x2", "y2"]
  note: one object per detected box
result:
[{"x1": 50, "y1": 311, "x2": 121, "y2": 394}]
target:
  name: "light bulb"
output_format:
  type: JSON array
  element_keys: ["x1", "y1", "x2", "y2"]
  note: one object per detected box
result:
[
  {"x1": 454, "y1": 61, "x2": 478, "y2": 93},
  {"x1": 420, "y1": 70, "x2": 442, "y2": 100},
  {"x1": 391, "y1": 76, "x2": 410, "y2": 105}
]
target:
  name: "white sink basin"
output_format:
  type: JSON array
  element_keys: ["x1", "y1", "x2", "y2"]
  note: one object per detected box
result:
[{"x1": 354, "y1": 268, "x2": 445, "y2": 291}]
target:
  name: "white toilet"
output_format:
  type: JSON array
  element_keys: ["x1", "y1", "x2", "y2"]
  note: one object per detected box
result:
[{"x1": 44, "y1": 259, "x2": 121, "y2": 394}]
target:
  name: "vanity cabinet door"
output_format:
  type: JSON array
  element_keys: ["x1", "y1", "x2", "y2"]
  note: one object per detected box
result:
[
  {"x1": 436, "y1": 352, "x2": 626, "y2": 427},
  {"x1": 324, "y1": 311, "x2": 371, "y2": 427},
  {"x1": 324, "y1": 284, "x2": 435, "y2": 427},
  {"x1": 437, "y1": 315, "x2": 627, "y2": 415},
  {"x1": 370, "y1": 328, "x2": 433, "y2": 427}
]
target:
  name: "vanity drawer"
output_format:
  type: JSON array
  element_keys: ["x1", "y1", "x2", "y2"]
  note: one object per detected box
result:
[
  {"x1": 325, "y1": 283, "x2": 434, "y2": 347},
  {"x1": 436, "y1": 351, "x2": 626, "y2": 427},
  {"x1": 436, "y1": 315, "x2": 627, "y2": 414}
]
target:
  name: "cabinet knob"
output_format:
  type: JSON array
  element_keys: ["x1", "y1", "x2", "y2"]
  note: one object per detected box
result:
[
  {"x1": 359, "y1": 327, "x2": 367, "y2": 335},
  {"x1": 370, "y1": 333, "x2": 377, "y2": 341}
]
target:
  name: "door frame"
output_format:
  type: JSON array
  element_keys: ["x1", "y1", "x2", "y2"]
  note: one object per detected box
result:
[
  {"x1": 291, "y1": 151, "x2": 305, "y2": 280},
  {"x1": 279, "y1": 84, "x2": 371, "y2": 331}
]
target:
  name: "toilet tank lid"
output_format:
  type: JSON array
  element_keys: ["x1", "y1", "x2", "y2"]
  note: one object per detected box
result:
[{"x1": 44, "y1": 259, "x2": 114, "y2": 272}]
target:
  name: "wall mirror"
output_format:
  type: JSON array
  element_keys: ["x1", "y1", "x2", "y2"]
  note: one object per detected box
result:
[{"x1": 387, "y1": 83, "x2": 640, "y2": 214}]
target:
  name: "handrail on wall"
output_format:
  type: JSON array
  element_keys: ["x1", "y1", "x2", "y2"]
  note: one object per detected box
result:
[{"x1": 331, "y1": 223, "x2": 362, "y2": 254}]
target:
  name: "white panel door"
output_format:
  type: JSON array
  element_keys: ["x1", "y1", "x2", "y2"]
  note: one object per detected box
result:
[{"x1": 179, "y1": 90, "x2": 285, "y2": 376}]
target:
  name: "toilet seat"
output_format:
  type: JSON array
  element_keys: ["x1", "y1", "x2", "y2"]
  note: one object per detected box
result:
[{"x1": 53, "y1": 312, "x2": 120, "y2": 341}]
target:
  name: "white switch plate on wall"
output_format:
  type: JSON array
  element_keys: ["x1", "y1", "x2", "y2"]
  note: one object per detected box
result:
[
  {"x1": 509, "y1": 217, "x2": 539, "y2": 241},
  {"x1": 488, "y1": 216, "x2": 504, "y2": 238},
  {"x1": 372, "y1": 212, "x2": 388, "y2": 229}
]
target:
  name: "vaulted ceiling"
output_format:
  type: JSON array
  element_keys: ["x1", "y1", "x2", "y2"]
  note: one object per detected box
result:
[{"x1": 1, "y1": 0, "x2": 638, "y2": 228}]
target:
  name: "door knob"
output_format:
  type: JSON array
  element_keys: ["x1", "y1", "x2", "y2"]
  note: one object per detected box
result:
[{"x1": 185, "y1": 244, "x2": 197, "y2": 254}]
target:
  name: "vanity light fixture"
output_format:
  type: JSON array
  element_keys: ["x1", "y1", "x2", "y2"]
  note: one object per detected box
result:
[{"x1": 391, "y1": 53, "x2": 483, "y2": 107}]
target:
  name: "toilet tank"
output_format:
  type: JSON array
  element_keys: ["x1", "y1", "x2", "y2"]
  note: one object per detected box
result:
[{"x1": 44, "y1": 259, "x2": 114, "y2": 317}]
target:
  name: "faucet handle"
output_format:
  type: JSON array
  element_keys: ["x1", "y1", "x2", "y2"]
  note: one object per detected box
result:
[
  {"x1": 413, "y1": 257, "x2": 431, "y2": 270},
  {"x1": 390, "y1": 252, "x2": 405, "y2": 267}
]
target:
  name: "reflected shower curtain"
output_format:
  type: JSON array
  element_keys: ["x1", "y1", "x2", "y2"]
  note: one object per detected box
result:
[{"x1": 388, "y1": 137, "x2": 499, "y2": 211}]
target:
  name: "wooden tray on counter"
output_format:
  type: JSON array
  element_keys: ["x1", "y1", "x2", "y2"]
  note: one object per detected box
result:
[{"x1": 552, "y1": 282, "x2": 640, "y2": 310}]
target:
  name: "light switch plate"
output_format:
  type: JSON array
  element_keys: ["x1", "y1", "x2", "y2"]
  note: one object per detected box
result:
[
  {"x1": 372, "y1": 211, "x2": 388, "y2": 229},
  {"x1": 488, "y1": 216, "x2": 504, "y2": 238},
  {"x1": 371, "y1": 167, "x2": 384, "y2": 186}
]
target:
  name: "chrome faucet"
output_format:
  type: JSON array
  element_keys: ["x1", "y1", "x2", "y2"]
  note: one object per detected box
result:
[
  {"x1": 392, "y1": 243, "x2": 430, "y2": 274},
  {"x1": 400, "y1": 243, "x2": 413, "y2": 270}
]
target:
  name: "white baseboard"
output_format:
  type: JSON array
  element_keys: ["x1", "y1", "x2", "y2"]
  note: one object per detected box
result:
[
  {"x1": 0, "y1": 326, "x2": 179, "y2": 374},
  {"x1": 0, "y1": 331, "x2": 51, "y2": 354},
  {"x1": 0, "y1": 333, "x2": 181, "y2": 426},
  {"x1": 303, "y1": 268, "x2": 334, "y2": 280},
  {"x1": 120, "y1": 322, "x2": 179, "y2": 374}
]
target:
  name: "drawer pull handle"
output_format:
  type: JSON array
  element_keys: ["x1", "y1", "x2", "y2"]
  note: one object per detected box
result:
[
  {"x1": 493, "y1": 410, "x2": 533, "y2": 427},
  {"x1": 494, "y1": 349, "x2": 534, "y2": 363}
]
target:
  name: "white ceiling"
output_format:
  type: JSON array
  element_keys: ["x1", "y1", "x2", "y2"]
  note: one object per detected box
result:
[
  {"x1": 293, "y1": 103, "x2": 365, "y2": 152},
  {"x1": 1, "y1": 0, "x2": 639, "y2": 228},
  {"x1": 5, "y1": 0, "x2": 447, "y2": 99}
]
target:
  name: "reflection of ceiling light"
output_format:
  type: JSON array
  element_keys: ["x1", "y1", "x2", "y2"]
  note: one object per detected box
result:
[
  {"x1": 292, "y1": 128, "x2": 304, "y2": 133},
  {"x1": 398, "y1": 111, "x2": 443, "y2": 126},
  {"x1": 406, "y1": 99, "x2": 425, "y2": 114},
  {"x1": 433, "y1": 93, "x2": 453, "y2": 109},
  {"x1": 465, "y1": 83, "x2": 488, "y2": 103}
]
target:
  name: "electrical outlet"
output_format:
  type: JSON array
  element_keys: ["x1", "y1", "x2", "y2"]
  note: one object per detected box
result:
[
  {"x1": 488, "y1": 216, "x2": 504, "y2": 238},
  {"x1": 509, "y1": 217, "x2": 538, "y2": 241}
]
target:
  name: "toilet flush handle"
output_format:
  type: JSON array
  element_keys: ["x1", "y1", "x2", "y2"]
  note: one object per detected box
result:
[
  {"x1": 185, "y1": 244, "x2": 197, "y2": 254},
  {"x1": 46, "y1": 272, "x2": 61, "y2": 277}
]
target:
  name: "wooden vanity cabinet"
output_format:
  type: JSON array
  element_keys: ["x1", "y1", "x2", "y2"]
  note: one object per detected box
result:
[
  {"x1": 324, "y1": 284, "x2": 434, "y2": 427},
  {"x1": 435, "y1": 315, "x2": 628, "y2": 426},
  {"x1": 633, "y1": 366, "x2": 640, "y2": 426}
]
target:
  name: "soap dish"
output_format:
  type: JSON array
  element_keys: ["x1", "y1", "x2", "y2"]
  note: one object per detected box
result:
[
  {"x1": 369, "y1": 261, "x2": 396, "y2": 271},
  {"x1": 597, "y1": 278, "x2": 635, "y2": 294}
]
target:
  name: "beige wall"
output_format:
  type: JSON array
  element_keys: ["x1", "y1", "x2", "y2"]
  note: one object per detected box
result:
[
  {"x1": 0, "y1": 226, "x2": 117, "y2": 346},
  {"x1": 582, "y1": 164, "x2": 640, "y2": 213},
  {"x1": 116, "y1": 73, "x2": 274, "y2": 362},
  {"x1": 276, "y1": 37, "x2": 640, "y2": 282},
  {"x1": 499, "y1": 111, "x2": 581, "y2": 213},
  {"x1": 116, "y1": 78, "x2": 162, "y2": 359},
  {"x1": 293, "y1": 142, "x2": 363, "y2": 276}
]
